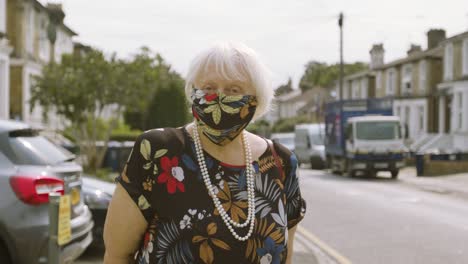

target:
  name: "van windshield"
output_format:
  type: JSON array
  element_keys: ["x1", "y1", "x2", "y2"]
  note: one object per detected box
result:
[{"x1": 355, "y1": 121, "x2": 400, "y2": 140}]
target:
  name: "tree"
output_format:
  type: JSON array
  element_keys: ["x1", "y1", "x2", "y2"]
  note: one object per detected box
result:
[
  {"x1": 123, "y1": 51, "x2": 189, "y2": 131},
  {"x1": 299, "y1": 61, "x2": 367, "y2": 92},
  {"x1": 30, "y1": 48, "x2": 176, "y2": 174},
  {"x1": 275, "y1": 77, "x2": 294, "y2": 96},
  {"x1": 146, "y1": 75, "x2": 189, "y2": 129}
]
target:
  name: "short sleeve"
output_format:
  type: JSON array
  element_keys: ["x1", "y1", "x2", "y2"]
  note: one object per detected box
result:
[
  {"x1": 283, "y1": 152, "x2": 307, "y2": 229},
  {"x1": 116, "y1": 134, "x2": 154, "y2": 223}
]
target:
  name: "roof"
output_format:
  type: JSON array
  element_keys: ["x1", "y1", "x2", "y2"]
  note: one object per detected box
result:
[
  {"x1": 440, "y1": 30, "x2": 468, "y2": 45},
  {"x1": 375, "y1": 46, "x2": 443, "y2": 70},
  {"x1": 348, "y1": 115, "x2": 400, "y2": 122},
  {"x1": 344, "y1": 70, "x2": 374, "y2": 81},
  {"x1": 0, "y1": 119, "x2": 31, "y2": 133},
  {"x1": 31, "y1": 0, "x2": 78, "y2": 36}
]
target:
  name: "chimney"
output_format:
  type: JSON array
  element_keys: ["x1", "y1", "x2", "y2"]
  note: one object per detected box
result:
[
  {"x1": 46, "y1": 3, "x2": 65, "y2": 24},
  {"x1": 407, "y1": 44, "x2": 422, "y2": 56},
  {"x1": 369, "y1": 44, "x2": 384, "y2": 69},
  {"x1": 427, "y1": 29, "x2": 446, "y2": 49}
]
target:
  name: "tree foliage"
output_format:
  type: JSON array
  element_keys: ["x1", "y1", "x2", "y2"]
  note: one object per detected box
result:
[
  {"x1": 31, "y1": 47, "x2": 187, "y2": 173},
  {"x1": 123, "y1": 50, "x2": 189, "y2": 131},
  {"x1": 299, "y1": 61, "x2": 368, "y2": 92}
]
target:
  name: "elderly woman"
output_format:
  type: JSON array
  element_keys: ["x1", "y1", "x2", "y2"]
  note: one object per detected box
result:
[{"x1": 103, "y1": 42, "x2": 306, "y2": 264}]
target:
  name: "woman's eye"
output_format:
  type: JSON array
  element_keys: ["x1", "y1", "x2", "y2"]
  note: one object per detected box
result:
[
  {"x1": 203, "y1": 86, "x2": 216, "y2": 94},
  {"x1": 229, "y1": 87, "x2": 242, "y2": 94}
]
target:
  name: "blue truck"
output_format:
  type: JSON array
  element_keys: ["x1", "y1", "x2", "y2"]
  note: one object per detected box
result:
[{"x1": 324, "y1": 98, "x2": 407, "y2": 178}]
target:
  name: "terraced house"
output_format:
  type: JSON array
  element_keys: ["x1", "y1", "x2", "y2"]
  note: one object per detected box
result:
[
  {"x1": 373, "y1": 29, "x2": 446, "y2": 143},
  {"x1": 436, "y1": 30, "x2": 468, "y2": 151},
  {"x1": 0, "y1": 0, "x2": 13, "y2": 120},
  {"x1": 5, "y1": 0, "x2": 76, "y2": 129}
]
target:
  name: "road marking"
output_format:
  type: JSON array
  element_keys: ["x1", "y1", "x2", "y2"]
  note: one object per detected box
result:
[{"x1": 297, "y1": 225, "x2": 353, "y2": 264}]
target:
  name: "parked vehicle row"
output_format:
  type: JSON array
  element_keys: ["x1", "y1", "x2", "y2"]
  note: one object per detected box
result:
[
  {"x1": 270, "y1": 98, "x2": 410, "y2": 180},
  {"x1": 0, "y1": 119, "x2": 116, "y2": 264}
]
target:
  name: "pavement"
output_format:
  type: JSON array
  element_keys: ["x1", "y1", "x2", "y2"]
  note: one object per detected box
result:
[{"x1": 398, "y1": 167, "x2": 468, "y2": 200}]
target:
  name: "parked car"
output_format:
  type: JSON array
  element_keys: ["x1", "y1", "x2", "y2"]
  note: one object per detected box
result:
[
  {"x1": 271, "y1": 132, "x2": 295, "y2": 152},
  {"x1": 294, "y1": 123, "x2": 326, "y2": 169},
  {"x1": 0, "y1": 119, "x2": 94, "y2": 264},
  {"x1": 82, "y1": 176, "x2": 116, "y2": 249}
]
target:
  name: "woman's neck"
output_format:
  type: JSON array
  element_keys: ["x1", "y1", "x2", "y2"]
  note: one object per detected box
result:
[{"x1": 186, "y1": 121, "x2": 245, "y2": 162}]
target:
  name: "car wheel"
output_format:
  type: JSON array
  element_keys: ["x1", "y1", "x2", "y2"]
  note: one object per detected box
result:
[
  {"x1": 0, "y1": 241, "x2": 12, "y2": 264},
  {"x1": 391, "y1": 170, "x2": 399, "y2": 179}
]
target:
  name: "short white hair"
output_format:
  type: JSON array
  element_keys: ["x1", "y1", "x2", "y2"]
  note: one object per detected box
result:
[{"x1": 185, "y1": 42, "x2": 273, "y2": 121}]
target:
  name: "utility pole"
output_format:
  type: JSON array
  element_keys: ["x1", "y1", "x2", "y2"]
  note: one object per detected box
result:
[{"x1": 339, "y1": 12, "x2": 344, "y2": 101}]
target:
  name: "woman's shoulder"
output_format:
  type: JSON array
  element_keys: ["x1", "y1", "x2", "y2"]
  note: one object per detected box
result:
[
  {"x1": 271, "y1": 140, "x2": 297, "y2": 169},
  {"x1": 133, "y1": 127, "x2": 186, "y2": 153}
]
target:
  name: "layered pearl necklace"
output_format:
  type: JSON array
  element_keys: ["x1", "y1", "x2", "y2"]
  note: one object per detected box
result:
[{"x1": 192, "y1": 123, "x2": 256, "y2": 241}]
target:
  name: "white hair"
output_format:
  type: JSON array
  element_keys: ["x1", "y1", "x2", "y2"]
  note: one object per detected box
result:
[{"x1": 185, "y1": 42, "x2": 273, "y2": 121}]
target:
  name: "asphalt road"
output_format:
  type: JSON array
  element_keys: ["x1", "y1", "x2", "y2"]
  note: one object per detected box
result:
[{"x1": 298, "y1": 168, "x2": 468, "y2": 264}]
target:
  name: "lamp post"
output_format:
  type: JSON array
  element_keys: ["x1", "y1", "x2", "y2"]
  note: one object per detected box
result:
[{"x1": 338, "y1": 12, "x2": 344, "y2": 101}]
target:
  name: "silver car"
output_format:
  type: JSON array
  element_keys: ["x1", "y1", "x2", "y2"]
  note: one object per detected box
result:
[{"x1": 0, "y1": 120, "x2": 94, "y2": 264}]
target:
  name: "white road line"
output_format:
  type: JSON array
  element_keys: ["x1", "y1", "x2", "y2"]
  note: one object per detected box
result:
[{"x1": 296, "y1": 225, "x2": 353, "y2": 264}]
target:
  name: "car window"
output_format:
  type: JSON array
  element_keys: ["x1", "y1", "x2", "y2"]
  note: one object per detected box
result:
[
  {"x1": 0, "y1": 151, "x2": 14, "y2": 168},
  {"x1": 5, "y1": 130, "x2": 74, "y2": 165}
]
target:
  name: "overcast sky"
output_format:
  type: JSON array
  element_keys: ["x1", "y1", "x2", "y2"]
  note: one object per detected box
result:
[{"x1": 45, "y1": 0, "x2": 468, "y2": 88}]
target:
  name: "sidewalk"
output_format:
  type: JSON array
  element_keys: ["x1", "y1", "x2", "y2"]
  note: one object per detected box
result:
[{"x1": 399, "y1": 167, "x2": 468, "y2": 199}]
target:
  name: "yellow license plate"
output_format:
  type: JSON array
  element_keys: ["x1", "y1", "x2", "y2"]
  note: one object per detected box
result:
[{"x1": 70, "y1": 188, "x2": 80, "y2": 205}]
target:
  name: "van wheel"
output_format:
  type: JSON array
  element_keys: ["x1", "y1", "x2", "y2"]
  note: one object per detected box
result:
[
  {"x1": 0, "y1": 241, "x2": 12, "y2": 264},
  {"x1": 346, "y1": 160, "x2": 355, "y2": 177},
  {"x1": 310, "y1": 159, "x2": 324, "y2": 170}
]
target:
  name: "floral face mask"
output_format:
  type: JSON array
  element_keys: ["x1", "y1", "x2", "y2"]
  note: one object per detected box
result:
[{"x1": 191, "y1": 88, "x2": 258, "y2": 146}]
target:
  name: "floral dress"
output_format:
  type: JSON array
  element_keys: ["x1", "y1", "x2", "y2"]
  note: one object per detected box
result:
[{"x1": 117, "y1": 126, "x2": 306, "y2": 264}]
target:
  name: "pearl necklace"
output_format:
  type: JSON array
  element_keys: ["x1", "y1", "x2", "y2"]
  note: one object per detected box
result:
[{"x1": 192, "y1": 123, "x2": 256, "y2": 241}]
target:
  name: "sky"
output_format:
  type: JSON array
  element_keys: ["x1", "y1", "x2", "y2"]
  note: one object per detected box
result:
[{"x1": 44, "y1": 0, "x2": 468, "y2": 88}]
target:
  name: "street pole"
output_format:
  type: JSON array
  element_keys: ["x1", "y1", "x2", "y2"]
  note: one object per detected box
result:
[
  {"x1": 48, "y1": 192, "x2": 61, "y2": 264},
  {"x1": 339, "y1": 12, "x2": 344, "y2": 101}
]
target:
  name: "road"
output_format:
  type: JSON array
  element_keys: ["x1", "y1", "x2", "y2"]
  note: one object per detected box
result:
[
  {"x1": 76, "y1": 168, "x2": 468, "y2": 264},
  {"x1": 298, "y1": 168, "x2": 468, "y2": 264}
]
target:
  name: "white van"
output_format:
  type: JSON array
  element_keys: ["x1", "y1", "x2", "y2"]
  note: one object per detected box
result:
[{"x1": 294, "y1": 123, "x2": 326, "y2": 169}]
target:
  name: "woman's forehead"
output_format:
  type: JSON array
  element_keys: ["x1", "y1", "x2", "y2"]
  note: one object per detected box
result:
[
  {"x1": 197, "y1": 62, "x2": 250, "y2": 82},
  {"x1": 197, "y1": 70, "x2": 249, "y2": 85}
]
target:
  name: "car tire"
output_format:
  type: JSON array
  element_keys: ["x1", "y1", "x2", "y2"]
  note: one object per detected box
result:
[
  {"x1": 391, "y1": 170, "x2": 399, "y2": 179},
  {"x1": 0, "y1": 241, "x2": 12, "y2": 264}
]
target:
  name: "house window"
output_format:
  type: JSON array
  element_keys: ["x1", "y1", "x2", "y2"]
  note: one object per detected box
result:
[
  {"x1": 401, "y1": 64, "x2": 412, "y2": 96},
  {"x1": 418, "y1": 106, "x2": 424, "y2": 132},
  {"x1": 376, "y1": 71, "x2": 382, "y2": 91},
  {"x1": 459, "y1": 92, "x2": 463, "y2": 130},
  {"x1": 25, "y1": 6, "x2": 35, "y2": 54},
  {"x1": 361, "y1": 78, "x2": 368, "y2": 98},
  {"x1": 444, "y1": 43, "x2": 454, "y2": 80},
  {"x1": 386, "y1": 68, "x2": 396, "y2": 96},
  {"x1": 39, "y1": 17, "x2": 50, "y2": 62},
  {"x1": 0, "y1": 0, "x2": 6, "y2": 33},
  {"x1": 419, "y1": 60, "x2": 427, "y2": 94},
  {"x1": 463, "y1": 38, "x2": 468, "y2": 76},
  {"x1": 352, "y1": 80, "x2": 359, "y2": 99}
]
